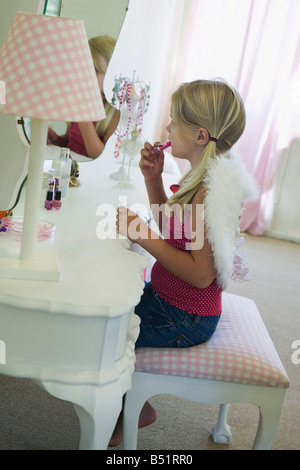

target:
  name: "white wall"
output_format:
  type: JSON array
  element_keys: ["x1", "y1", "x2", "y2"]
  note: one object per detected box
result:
[
  {"x1": 265, "y1": 138, "x2": 300, "y2": 243},
  {"x1": 60, "y1": 0, "x2": 129, "y2": 39},
  {"x1": 0, "y1": 0, "x2": 44, "y2": 45}
]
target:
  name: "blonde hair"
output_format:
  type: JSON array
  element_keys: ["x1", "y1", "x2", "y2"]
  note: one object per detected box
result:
[
  {"x1": 88, "y1": 35, "x2": 119, "y2": 141},
  {"x1": 168, "y1": 79, "x2": 246, "y2": 209},
  {"x1": 89, "y1": 35, "x2": 116, "y2": 75}
]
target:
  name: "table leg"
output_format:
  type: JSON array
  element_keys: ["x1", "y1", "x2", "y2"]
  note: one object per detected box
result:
[{"x1": 40, "y1": 379, "x2": 123, "y2": 450}]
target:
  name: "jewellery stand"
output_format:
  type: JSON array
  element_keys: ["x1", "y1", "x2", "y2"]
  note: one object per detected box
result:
[
  {"x1": 110, "y1": 72, "x2": 150, "y2": 187},
  {"x1": 113, "y1": 128, "x2": 143, "y2": 189},
  {"x1": 109, "y1": 152, "x2": 127, "y2": 181},
  {"x1": 114, "y1": 153, "x2": 135, "y2": 189}
]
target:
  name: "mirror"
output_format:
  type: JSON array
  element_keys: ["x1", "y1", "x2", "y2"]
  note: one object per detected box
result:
[
  {"x1": 44, "y1": 0, "x2": 129, "y2": 161},
  {"x1": 20, "y1": 0, "x2": 129, "y2": 160},
  {"x1": 0, "y1": 0, "x2": 129, "y2": 213}
]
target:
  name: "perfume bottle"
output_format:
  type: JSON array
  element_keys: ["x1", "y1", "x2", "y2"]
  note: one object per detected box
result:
[
  {"x1": 51, "y1": 159, "x2": 62, "y2": 178},
  {"x1": 59, "y1": 147, "x2": 72, "y2": 197}
]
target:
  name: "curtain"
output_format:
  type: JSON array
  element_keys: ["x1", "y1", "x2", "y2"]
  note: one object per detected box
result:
[{"x1": 168, "y1": 0, "x2": 300, "y2": 234}]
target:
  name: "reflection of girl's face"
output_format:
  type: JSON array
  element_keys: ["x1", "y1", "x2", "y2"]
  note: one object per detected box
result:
[
  {"x1": 96, "y1": 71, "x2": 104, "y2": 94},
  {"x1": 94, "y1": 56, "x2": 107, "y2": 97}
]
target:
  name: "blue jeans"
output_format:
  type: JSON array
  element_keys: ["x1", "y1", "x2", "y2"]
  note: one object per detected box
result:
[{"x1": 135, "y1": 284, "x2": 220, "y2": 348}]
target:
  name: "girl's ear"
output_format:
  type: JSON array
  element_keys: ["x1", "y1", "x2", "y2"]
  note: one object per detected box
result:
[{"x1": 196, "y1": 128, "x2": 210, "y2": 146}]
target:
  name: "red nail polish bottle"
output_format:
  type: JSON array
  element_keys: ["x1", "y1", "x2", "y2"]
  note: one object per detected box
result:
[{"x1": 53, "y1": 190, "x2": 61, "y2": 210}]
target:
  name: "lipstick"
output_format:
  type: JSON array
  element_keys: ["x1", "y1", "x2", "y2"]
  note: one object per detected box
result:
[{"x1": 154, "y1": 141, "x2": 171, "y2": 152}]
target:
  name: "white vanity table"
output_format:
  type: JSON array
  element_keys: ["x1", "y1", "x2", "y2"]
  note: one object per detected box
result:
[
  {"x1": 0, "y1": 148, "x2": 175, "y2": 450},
  {"x1": 0, "y1": 0, "x2": 182, "y2": 450}
]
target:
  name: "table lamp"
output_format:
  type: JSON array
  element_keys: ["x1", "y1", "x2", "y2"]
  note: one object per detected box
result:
[
  {"x1": 0, "y1": 12, "x2": 105, "y2": 281},
  {"x1": 0, "y1": 80, "x2": 5, "y2": 104}
]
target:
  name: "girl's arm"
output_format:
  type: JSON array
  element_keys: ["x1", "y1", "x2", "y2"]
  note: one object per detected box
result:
[
  {"x1": 102, "y1": 110, "x2": 120, "y2": 144},
  {"x1": 47, "y1": 128, "x2": 69, "y2": 147},
  {"x1": 79, "y1": 109, "x2": 120, "y2": 159},
  {"x1": 78, "y1": 122, "x2": 105, "y2": 159},
  {"x1": 140, "y1": 142, "x2": 168, "y2": 233},
  {"x1": 117, "y1": 188, "x2": 216, "y2": 289}
]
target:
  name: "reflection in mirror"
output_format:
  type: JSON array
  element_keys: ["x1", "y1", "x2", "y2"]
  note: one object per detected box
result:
[
  {"x1": 60, "y1": 0, "x2": 129, "y2": 39},
  {"x1": 0, "y1": 115, "x2": 30, "y2": 214},
  {"x1": 1, "y1": 0, "x2": 129, "y2": 215},
  {"x1": 46, "y1": 0, "x2": 129, "y2": 160},
  {"x1": 47, "y1": 35, "x2": 121, "y2": 159},
  {"x1": 0, "y1": 0, "x2": 44, "y2": 215},
  {"x1": 23, "y1": 0, "x2": 129, "y2": 161},
  {"x1": 43, "y1": 0, "x2": 62, "y2": 15}
]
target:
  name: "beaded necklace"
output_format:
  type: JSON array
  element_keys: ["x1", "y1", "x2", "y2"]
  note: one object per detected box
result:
[{"x1": 112, "y1": 71, "x2": 150, "y2": 159}]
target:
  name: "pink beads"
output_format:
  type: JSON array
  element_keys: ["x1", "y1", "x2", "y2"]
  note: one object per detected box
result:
[{"x1": 112, "y1": 73, "x2": 151, "y2": 159}]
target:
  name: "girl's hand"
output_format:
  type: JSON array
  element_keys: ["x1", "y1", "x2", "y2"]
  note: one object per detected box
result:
[
  {"x1": 116, "y1": 206, "x2": 149, "y2": 242},
  {"x1": 139, "y1": 141, "x2": 165, "y2": 182},
  {"x1": 47, "y1": 127, "x2": 57, "y2": 145}
]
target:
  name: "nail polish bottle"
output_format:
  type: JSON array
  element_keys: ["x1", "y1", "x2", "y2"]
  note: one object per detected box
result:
[
  {"x1": 44, "y1": 170, "x2": 55, "y2": 210},
  {"x1": 53, "y1": 190, "x2": 62, "y2": 210},
  {"x1": 44, "y1": 190, "x2": 53, "y2": 210}
]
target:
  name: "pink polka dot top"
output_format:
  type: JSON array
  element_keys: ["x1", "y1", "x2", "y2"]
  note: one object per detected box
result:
[
  {"x1": 68, "y1": 122, "x2": 96, "y2": 157},
  {"x1": 150, "y1": 207, "x2": 222, "y2": 317}
]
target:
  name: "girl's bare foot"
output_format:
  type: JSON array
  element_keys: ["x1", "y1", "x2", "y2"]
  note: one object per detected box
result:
[
  {"x1": 137, "y1": 401, "x2": 157, "y2": 428},
  {"x1": 108, "y1": 412, "x2": 123, "y2": 448},
  {"x1": 108, "y1": 401, "x2": 157, "y2": 447}
]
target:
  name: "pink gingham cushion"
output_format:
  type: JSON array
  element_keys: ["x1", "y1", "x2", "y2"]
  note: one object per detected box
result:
[{"x1": 135, "y1": 293, "x2": 289, "y2": 388}]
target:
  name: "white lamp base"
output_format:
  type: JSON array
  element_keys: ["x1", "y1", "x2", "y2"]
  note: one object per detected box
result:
[{"x1": 0, "y1": 247, "x2": 60, "y2": 282}]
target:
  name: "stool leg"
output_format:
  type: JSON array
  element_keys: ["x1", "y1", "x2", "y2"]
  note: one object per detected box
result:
[
  {"x1": 252, "y1": 396, "x2": 285, "y2": 450},
  {"x1": 212, "y1": 403, "x2": 232, "y2": 444}
]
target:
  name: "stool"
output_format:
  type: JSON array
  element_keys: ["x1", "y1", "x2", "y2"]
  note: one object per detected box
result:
[{"x1": 123, "y1": 293, "x2": 289, "y2": 450}]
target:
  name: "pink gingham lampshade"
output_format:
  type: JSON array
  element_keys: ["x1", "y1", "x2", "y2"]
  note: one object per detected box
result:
[{"x1": 0, "y1": 12, "x2": 106, "y2": 121}]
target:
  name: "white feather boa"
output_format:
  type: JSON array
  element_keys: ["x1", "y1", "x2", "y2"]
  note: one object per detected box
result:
[{"x1": 203, "y1": 152, "x2": 258, "y2": 290}]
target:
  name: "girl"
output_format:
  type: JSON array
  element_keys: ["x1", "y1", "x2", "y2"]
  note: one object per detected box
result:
[
  {"x1": 48, "y1": 35, "x2": 120, "y2": 159},
  {"x1": 111, "y1": 79, "x2": 258, "y2": 446},
  {"x1": 117, "y1": 79, "x2": 257, "y2": 348}
]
